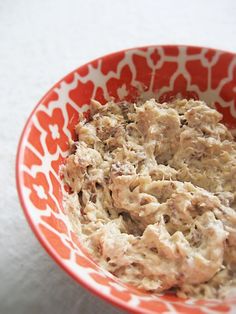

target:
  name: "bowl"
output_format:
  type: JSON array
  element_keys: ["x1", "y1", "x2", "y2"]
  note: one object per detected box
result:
[{"x1": 16, "y1": 45, "x2": 236, "y2": 313}]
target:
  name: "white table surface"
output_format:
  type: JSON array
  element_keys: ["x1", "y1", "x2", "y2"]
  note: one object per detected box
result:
[{"x1": 1, "y1": 0, "x2": 236, "y2": 313}]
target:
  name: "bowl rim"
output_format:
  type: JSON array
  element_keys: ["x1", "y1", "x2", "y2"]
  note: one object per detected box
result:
[{"x1": 16, "y1": 44, "x2": 236, "y2": 313}]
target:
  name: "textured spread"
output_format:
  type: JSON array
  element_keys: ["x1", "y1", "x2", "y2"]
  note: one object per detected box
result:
[{"x1": 63, "y1": 99, "x2": 236, "y2": 299}]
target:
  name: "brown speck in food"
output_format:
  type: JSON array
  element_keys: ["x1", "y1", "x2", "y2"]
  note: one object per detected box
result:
[
  {"x1": 91, "y1": 194, "x2": 97, "y2": 203},
  {"x1": 180, "y1": 118, "x2": 188, "y2": 128},
  {"x1": 163, "y1": 215, "x2": 170, "y2": 223},
  {"x1": 109, "y1": 262, "x2": 117, "y2": 267},
  {"x1": 78, "y1": 191, "x2": 83, "y2": 205},
  {"x1": 95, "y1": 182, "x2": 102, "y2": 190},
  {"x1": 140, "y1": 196, "x2": 152, "y2": 206},
  {"x1": 150, "y1": 247, "x2": 158, "y2": 253}
]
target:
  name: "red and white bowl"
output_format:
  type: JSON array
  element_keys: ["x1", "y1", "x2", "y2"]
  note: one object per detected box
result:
[{"x1": 16, "y1": 45, "x2": 236, "y2": 313}]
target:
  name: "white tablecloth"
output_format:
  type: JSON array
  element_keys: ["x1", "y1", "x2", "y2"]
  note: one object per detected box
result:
[{"x1": 1, "y1": 0, "x2": 236, "y2": 313}]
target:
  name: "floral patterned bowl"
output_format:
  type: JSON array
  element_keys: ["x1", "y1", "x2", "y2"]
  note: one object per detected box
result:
[{"x1": 16, "y1": 45, "x2": 236, "y2": 314}]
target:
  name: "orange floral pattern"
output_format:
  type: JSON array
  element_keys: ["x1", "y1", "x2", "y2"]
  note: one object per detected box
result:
[
  {"x1": 106, "y1": 64, "x2": 139, "y2": 101},
  {"x1": 219, "y1": 65, "x2": 236, "y2": 118},
  {"x1": 23, "y1": 171, "x2": 58, "y2": 212},
  {"x1": 17, "y1": 46, "x2": 236, "y2": 314},
  {"x1": 37, "y1": 108, "x2": 68, "y2": 154},
  {"x1": 159, "y1": 74, "x2": 199, "y2": 102}
]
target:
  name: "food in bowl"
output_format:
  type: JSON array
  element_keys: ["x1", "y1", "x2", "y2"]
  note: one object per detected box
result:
[{"x1": 63, "y1": 98, "x2": 236, "y2": 299}]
